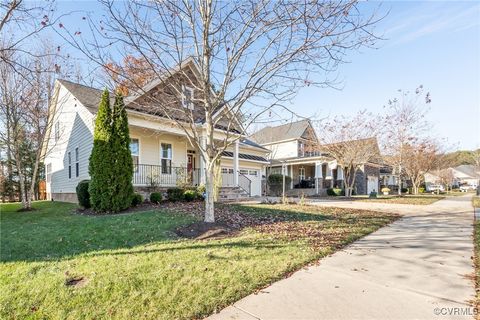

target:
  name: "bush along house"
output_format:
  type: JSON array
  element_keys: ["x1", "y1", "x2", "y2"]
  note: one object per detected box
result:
[
  {"x1": 42, "y1": 59, "x2": 269, "y2": 203},
  {"x1": 250, "y1": 119, "x2": 381, "y2": 196}
]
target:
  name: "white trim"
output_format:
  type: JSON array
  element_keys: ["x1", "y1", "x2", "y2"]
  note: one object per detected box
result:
[
  {"x1": 130, "y1": 136, "x2": 141, "y2": 165},
  {"x1": 67, "y1": 150, "x2": 72, "y2": 180},
  {"x1": 181, "y1": 85, "x2": 195, "y2": 110}
]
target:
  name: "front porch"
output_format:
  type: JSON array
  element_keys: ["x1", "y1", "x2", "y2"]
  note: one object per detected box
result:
[
  {"x1": 268, "y1": 160, "x2": 345, "y2": 196},
  {"x1": 129, "y1": 125, "x2": 267, "y2": 197}
]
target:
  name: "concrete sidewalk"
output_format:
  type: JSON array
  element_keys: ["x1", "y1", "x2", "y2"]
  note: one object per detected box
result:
[{"x1": 209, "y1": 196, "x2": 475, "y2": 320}]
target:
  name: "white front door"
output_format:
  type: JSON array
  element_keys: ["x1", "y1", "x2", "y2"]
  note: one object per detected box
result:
[{"x1": 367, "y1": 176, "x2": 379, "y2": 194}]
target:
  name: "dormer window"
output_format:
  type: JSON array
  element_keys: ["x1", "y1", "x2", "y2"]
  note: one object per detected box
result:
[{"x1": 181, "y1": 85, "x2": 194, "y2": 110}]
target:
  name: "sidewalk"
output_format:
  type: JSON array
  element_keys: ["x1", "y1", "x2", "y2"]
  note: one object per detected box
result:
[{"x1": 209, "y1": 196, "x2": 475, "y2": 320}]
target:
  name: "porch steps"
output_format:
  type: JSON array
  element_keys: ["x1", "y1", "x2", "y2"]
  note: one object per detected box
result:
[{"x1": 218, "y1": 186, "x2": 250, "y2": 202}]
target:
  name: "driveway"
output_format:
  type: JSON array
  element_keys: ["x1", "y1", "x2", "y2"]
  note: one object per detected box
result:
[{"x1": 209, "y1": 195, "x2": 475, "y2": 320}]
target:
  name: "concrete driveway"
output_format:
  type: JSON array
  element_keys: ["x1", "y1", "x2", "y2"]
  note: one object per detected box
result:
[{"x1": 209, "y1": 195, "x2": 475, "y2": 320}]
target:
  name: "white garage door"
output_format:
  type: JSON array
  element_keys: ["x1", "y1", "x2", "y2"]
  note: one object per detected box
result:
[{"x1": 367, "y1": 176, "x2": 379, "y2": 194}]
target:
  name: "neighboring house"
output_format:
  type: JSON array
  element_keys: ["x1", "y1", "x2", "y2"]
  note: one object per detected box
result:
[
  {"x1": 249, "y1": 120, "x2": 381, "y2": 196},
  {"x1": 42, "y1": 61, "x2": 269, "y2": 203},
  {"x1": 425, "y1": 165, "x2": 480, "y2": 188},
  {"x1": 450, "y1": 165, "x2": 480, "y2": 187}
]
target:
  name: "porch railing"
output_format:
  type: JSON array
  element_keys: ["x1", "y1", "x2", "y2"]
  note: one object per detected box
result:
[{"x1": 133, "y1": 164, "x2": 200, "y2": 187}]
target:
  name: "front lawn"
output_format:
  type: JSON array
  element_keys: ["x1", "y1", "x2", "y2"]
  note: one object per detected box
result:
[
  {"x1": 1, "y1": 201, "x2": 397, "y2": 319},
  {"x1": 356, "y1": 195, "x2": 444, "y2": 205}
]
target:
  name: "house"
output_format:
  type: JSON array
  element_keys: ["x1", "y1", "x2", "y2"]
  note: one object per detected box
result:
[
  {"x1": 425, "y1": 165, "x2": 480, "y2": 188},
  {"x1": 249, "y1": 120, "x2": 381, "y2": 196},
  {"x1": 42, "y1": 60, "x2": 269, "y2": 203},
  {"x1": 450, "y1": 165, "x2": 480, "y2": 187}
]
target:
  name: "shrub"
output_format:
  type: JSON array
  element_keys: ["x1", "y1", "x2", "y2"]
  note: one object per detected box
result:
[
  {"x1": 76, "y1": 180, "x2": 91, "y2": 208},
  {"x1": 184, "y1": 190, "x2": 196, "y2": 202},
  {"x1": 418, "y1": 187, "x2": 425, "y2": 193},
  {"x1": 196, "y1": 185, "x2": 206, "y2": 200},
  {"x1": 327, "y1": 188, "x2": 343, "y2": 196},
  {"x1": 369, "y1": 191, "x2": 378, "y2": 198},
  {"x1": 167, "y1": 188, "x2": 184, "y2": 201},
  {"x1": 267, "y1": 174, "x2": 292, "y2": 196},
  {"x1": 131, "y1": 193, "x2": 143, "y2": 206},
  {"x1": 150, "y1": 192, "x2": 162, "y2": 204},
  {"x1": 381, "y1": 187, "x2": 390, "y2": 193}
]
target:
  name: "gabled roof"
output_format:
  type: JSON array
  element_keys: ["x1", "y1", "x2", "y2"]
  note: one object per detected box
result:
[
  {"x1": 57, "y1": 79, "x2": 108, "y2": 113},
  {"x1": 249, "y1": 119, "x2": 314, "y2": 144},
  {"x1": 57, "y1": 58, "x2": 242, "y2": 134},
  {"x1": 452, "y1": 165, "x2": 480, "y2": 178}
]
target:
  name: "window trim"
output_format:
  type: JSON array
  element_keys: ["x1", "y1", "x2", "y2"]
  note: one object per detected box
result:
[
  {"x1": 67, "y1": 151, "x2": 72, "y2": 179},
  {"x1": 160, "y1": 142, "x2": 173, "y2": 174},
  {"x1": 299, "y1": 167, "x2": 305, "y2": 181},
  {"x1": 130, "y1": 137, "x2": 141, "y2": 172},
  {"x1": 75, "y1": 147, "x2": 80, "y2": 178},
  {"x1": 181, "y1": 85, "x2": 194, "y2": 110}
]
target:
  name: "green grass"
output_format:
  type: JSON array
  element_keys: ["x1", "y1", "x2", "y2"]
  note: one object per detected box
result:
[
  {"x1": 1, "y1": 201, "x2": 397, "y2": 319},
  {"x1": 473, "y1": 197, "x2": 480, "y2": 208},
  {"x1": 356, "y1": 195, "x2": 445, "y2": 205}
]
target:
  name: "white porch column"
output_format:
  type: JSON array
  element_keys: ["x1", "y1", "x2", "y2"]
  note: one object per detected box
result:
[
  {"x1": 315, "y1": 161, "x2": 323, "y2": 194},
  {"x1": 289, "y1": 165, "x2": 293, "y2": 189},
  {"x1": 233, "y1": 140, "x2": 239, "y2": 186},
  {"x1": 199, "y1": 136, "x2": 206, "y2": 185}
]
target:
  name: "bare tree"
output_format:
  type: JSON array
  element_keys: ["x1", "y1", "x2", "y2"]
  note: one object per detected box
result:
[
  {"x1": 317, "y1": 111, "x2": 382, "y2": 197},
  {"x1": 0, "y1": 45, "x2": 69, "y2": 209},
  {"x1": 1, "y1": 0, "x2": 60, "y2": 73},
  {"x1": 382, "y1": 86, "x2": 432, "y2": 195},
  {"x1": 402, "y1": 140, "x2": 440, "y2": 195},
  {"x1": 59, "y1": 0, "x2": 383, "y2": 222}
]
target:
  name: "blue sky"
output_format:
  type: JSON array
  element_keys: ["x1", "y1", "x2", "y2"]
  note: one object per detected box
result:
[
  {"x1": 290, "y1": 1, "x2": 480, "y2": 151},
  {"x1": 52, "y1": 0, "x2": 480, "y2": 151}
]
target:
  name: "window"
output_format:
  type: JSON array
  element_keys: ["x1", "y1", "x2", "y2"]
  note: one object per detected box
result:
[
  {"x1": 130, "y1": 139, "x2": 139, "y2": 171},
  {"x1": 55, "y1": 122, "x2": 60, "y2": 142},
  {"x1": 299, "y1": 167, "x2": 305, "y2": 181},
  {"x1": 68, "y1": 151, "x2": 72, "y2": 179},
  {"x1": 249, "y1": 170, "x2": 258, "y2": 177},
  {"x1": 240, "y1": 169, "x2": 248, "y2": 175},
  {"x1": 298, "y1": 141, "x2": 305, "y2": 157},
  {"x1": 221, "y1": 168, "x2": 234, "y2": 174},
  {"x1": 161, "y1": 143, "x2": 172, "y2": 174},
  {"x1": 181, "y1": 85, "x2": 194, "y2": 110},
  {"x1": 75, "y1": 147, "x2": 79, "y2": 177}
]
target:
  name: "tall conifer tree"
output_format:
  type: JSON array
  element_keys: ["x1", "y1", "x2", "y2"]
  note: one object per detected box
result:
[
  {"x1": 111, "y1": 93, "x2": 134, "y2": 211},
  {"x1": 89, "y1": 89, "x2": 114, "y2": 211}
]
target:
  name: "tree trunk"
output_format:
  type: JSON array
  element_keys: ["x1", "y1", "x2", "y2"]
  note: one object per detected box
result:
[
  {"x1": 398, "y1": 164, "x2": 402, "y2": 195},
  {"x1": 204, "y1": 167, "x2": 215, "y2": 223},
  {"x1": 15, "y1": 155, "x2": 30, "y2": 210},
  {"x1": 28, "y1": 151, "x2": 40, "y2": 204}
]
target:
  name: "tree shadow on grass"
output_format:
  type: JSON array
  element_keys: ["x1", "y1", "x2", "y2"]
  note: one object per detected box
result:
[{"x1": 0, "y1": 202, "x2": 395, "y2": 263}]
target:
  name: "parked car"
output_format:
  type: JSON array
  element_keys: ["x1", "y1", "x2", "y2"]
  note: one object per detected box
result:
[
  {"x1": 460, "y1": 184, "x2": 477, "y2": 192},
  {"x1": 427, "y1": 184, "x2": 444, "y2": 193}
]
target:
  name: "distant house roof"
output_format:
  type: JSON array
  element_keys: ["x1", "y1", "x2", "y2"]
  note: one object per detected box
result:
[
  {"x1": 452, "y1": 165, "x2": 480, "y2": 178},
  {"x1": 320, "y1": 137, "x2": 383, "y2": 165},
  {"x1": 249, "y1": 119, "x2": 313, "y2": 144}
]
